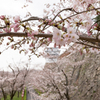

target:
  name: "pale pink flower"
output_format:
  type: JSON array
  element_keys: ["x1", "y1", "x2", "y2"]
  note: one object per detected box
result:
[
  {"x1": 28, "y1": 30, "x2": 38, "y2": 39},
  {"x1": 63, "y1": 34, "x2": 70, "y2": 39},
  {"x1": 14, "y1": 23, "x2": 20, "y2": 27},
  {"x1": 82, "y1": 17, "x2": 93, "y2": 31},
  {"x1": 67, "y1": 27, "x2": 76, "y2": 35},
  {"x1": 10, "y1": 24, "x2": 15, "y2": 28},
  {"x1": 0, "y1": 31, "x2": 3, "y2": 33},
  {"x1": 46, "y1": 4, "x2": 50, "y2": 8},
  {"x1": 91, "y1": 23, "x2": 97, "y2": 29},
  {"x1": 47, "y1": 38, "x2": 52, "y2": 42},
  {"x1": 13, "y1": 23, "x2": 20, "y2": 32},
  {"x1": 10, "y1": 23, "x2": 20, "y2": 32},
  {"x1": 70, "y1": 33, "x2": 79, "y2": 42},
  {"x1": 27, "y1": 32, "x2": 31, "y2": 37},
  {"x1": 0, "y1": 15, "x2": 5, "y2": 20},
  {"x1": 58, "y1": 38, "x2": 65, "y2": 47},
  {"x1": 52, "y1": 27, "x2": 63, "y2": 47},
  {"x1": 87, "y1": 30, "x2": 92, "y2": 36},
  {"x1": 13, "y1": 16, "x2": 20, "y2": 23},
  {"x1": 32, "y1": 30, "x2": 38, "y2": 35},
  {"x1": 66, "y1": 27, "x2": 79, "y2": 42},
  {"x1": 52, "y1": 27, "x2": 61, "y2": 40},
  {"x1": 3, "y1": 27, "x2": 11, "y2": 33},
  {"x1": 47, "y1": 30, "x2": 52, "y2": 42},
  {"x1": 63, "y1": 34, "x2": 71, "y2": 43},
  {"x1": 54, "y1": 37, "x2": 65, "y2": 48},
  {"x1": 14, "y1": 27, "x2": 20, "y2": 32},
  {"x1": 65, "y1": 38, "x2": 72, "y2": 44},
  {"x1": 30, "y1": 41, "x2": 35, "y2": 47},
  {"x1": 47, "y1": 30, "x2": 52, "y2": 34},
  {"x1": 43, "y1": 9, "x2": 47, "y2": 13}
]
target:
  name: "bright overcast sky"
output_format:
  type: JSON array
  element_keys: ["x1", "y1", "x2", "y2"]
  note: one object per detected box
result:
[
  {"x1": 0, "y1": 0, "x2": 58, "y2": 16},
  {"x1": 0, "y1": 0, "x2": 65, "y2": 71}
]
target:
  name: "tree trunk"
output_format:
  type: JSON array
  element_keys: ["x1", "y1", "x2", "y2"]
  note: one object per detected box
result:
[{"x1": 17, "y1": 91, "x2": 19, "y2": 97}]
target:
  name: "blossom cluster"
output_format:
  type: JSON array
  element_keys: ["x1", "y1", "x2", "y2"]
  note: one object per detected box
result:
[
  {"x1": 0, "y1": 15, "x2": 80, "y2": 48},
  {"x1": 0, "y1": 0, "x2": 100, "y2": 52},
  {"x1": 52, "y1": 27, "x2": 79, "y2": 48}
]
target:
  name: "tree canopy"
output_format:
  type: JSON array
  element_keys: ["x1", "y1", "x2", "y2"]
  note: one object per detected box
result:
[{"x1": 0, "y1": 0, "x2": 100, "y2": 54}]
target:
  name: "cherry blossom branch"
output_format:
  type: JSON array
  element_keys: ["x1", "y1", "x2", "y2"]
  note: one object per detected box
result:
[
  {"x1": 62, "y1": 7, "x2": 100, "y2": 21},
  {"x1": 79, "y1": 35, "x2": 100, "y2": 43},
  {"x1": 0, "y1": 32, "x2": 100, "y2": 44},
  {"x1": 76, "y1": 42, "x2": 100, "y2": 49},
  {"x1": 0, "y1": 32, "x2": 100, "y2": 50},
  {"x1": 21, "y1": 7, "x2": 100, "y2": 23},
  {"x1": 21, "y1": 16, "x2": 45, "y2": 22},
  {"x1": 0, "y1": 32, "x2": 27, "y2": 37},
  {"x1": 62, "y1": 70, "x2": 70, "y2": 100},
  {"x1": 21, "y1": 7, "x2": 100, "y2": 24},
  {"x1": 0, "y1": 32, "x2": 53, "y2": 38},
  {"x1": 9, "y1": 65, "x2": 15, "y2": 76},
  {"x1": 52, "y1": 8, "x2": 77, "y2": 21},
  {"x1": 52, "y1": 78, "x2": 63, "y2": 100}
]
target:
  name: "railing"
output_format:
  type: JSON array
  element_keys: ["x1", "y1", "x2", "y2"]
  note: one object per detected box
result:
[{"x1": 26, "y1": 87, "x2": 40, "y2": 100}]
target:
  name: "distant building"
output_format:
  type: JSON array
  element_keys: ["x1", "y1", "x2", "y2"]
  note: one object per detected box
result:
[{"x1": 45, "y1": 47, "x2": 60, "y2": 63}]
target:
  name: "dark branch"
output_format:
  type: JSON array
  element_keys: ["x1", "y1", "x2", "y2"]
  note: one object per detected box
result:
[
  {"x1": 21, "y1": 16, "x2": 45, "y2": 22},
  {"x1": 0, "y1": 32, "x2": 53, "y2": 38},
  {"x1": 0, "y1": 32, "x2": 27, "y2": 37},
  {"x1": 62, "y1": 7, "x2": 100, "y2": 21},
  {"x1": 34, "y1": 33, "x2": 53, "y2": 38},
  {"x1": 79, "y1": 35, "x2": 100, "y2": 43},
  {"x1": 0, "y1": 32, "x2": 100, "y2": 49},
  {"x1": 0, "y1": 32, "x2": 100, "y2": 43},
  {"x1": 76, "y1": 42, "x2": 100, "y2": 49}
]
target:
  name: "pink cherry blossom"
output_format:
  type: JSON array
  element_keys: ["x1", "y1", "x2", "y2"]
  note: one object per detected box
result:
[
  {"x1": 52, "y1": 27, "x2": 64, "y2": 47},
  {"x1": 47, "y1": 30, "x2": 52, "y2": 34},
  {"x1": 52, "y1": 27, "x2": 61, "y2": 40},
  {"x1": 54, "y1": 37, "x2": 65, "y2": 48},
  {"x1": 91, "y1": 23, "x2": 97, "y2": 29},
  {"x1": 13, "y1": 16, "x2": 20, "y2": 23},
  {"x1": 0, "y1": 31, "x2": 3, "y2": 33},
  {"x1": 67, "y1": 27, "x2": 76, "y2": 35},
  {"x1": 87, "y1": 30, "x2": 92, "y2": 36},
  {"x1": 27, "y1": 30, "x2": 38, "y2": 39},
  {"x1": 32, "y1": 30, "x2": 38, "y2": 35},
  {"x1": 0, "y1": 15, "x2": 5, "y2": 20},
  {"x1": 10, "y1": 23, "x2": 20, "y2": 32},
  {"x1": 47, "y1": 30, "x2": 52, "y2": 42},
  {"x1": 63, "y1": 33, "x2": 70, "y2": 39},
  {"x1": 3, "y1": 27, "x2": 11, "y2": 33},
  {"x1": 70, "y1": 33, "x2": 79, "y2": 42},
  {"x1": 10, "y1": 24, "x2": 15, "y2": 28},
  {"x1": 14, "y1": 27, "x2": 20, "y2": 32},
  {"x1": 30, "y1": 41, "x2": 35, "y2": 47},
  {"x1": 13, "y1": 23, "x2": 20, "y2": 32},
  {"x1": 63, "y1": 34, "x2": 71, "y2": 43},
  {"x1": 66, "y1": 27, "x2": 79, "y2": 42}
]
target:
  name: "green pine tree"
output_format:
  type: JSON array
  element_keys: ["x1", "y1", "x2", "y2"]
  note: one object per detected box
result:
[{"x1": 93, "y1": 15, "x2": 100, "y2": 26}]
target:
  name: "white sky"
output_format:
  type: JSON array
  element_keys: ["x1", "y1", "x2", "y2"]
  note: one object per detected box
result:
[
  {"x1": 0, "y1": 0, "x2": 58, "y2": 17},
  {"x1": 0, "y1": 0, "x2": 66, "y2": 71}
]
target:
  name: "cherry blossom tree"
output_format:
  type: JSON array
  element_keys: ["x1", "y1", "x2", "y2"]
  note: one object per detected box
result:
[
  {"x1": 0, "y1": 65, "x2": 29, "y2": 100},
  {"x1": 26, "y1": 60, "x2": 78, "y2": 100},
  {"x1": 0, "y1": 0, "x2": 100, "y2": 99},
  {"x1": 0, "y1": 0, "x2": 99, "y2": 55},
  {"x1": 26, "y1": 48, "x2": 100, "y2": 100}
]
